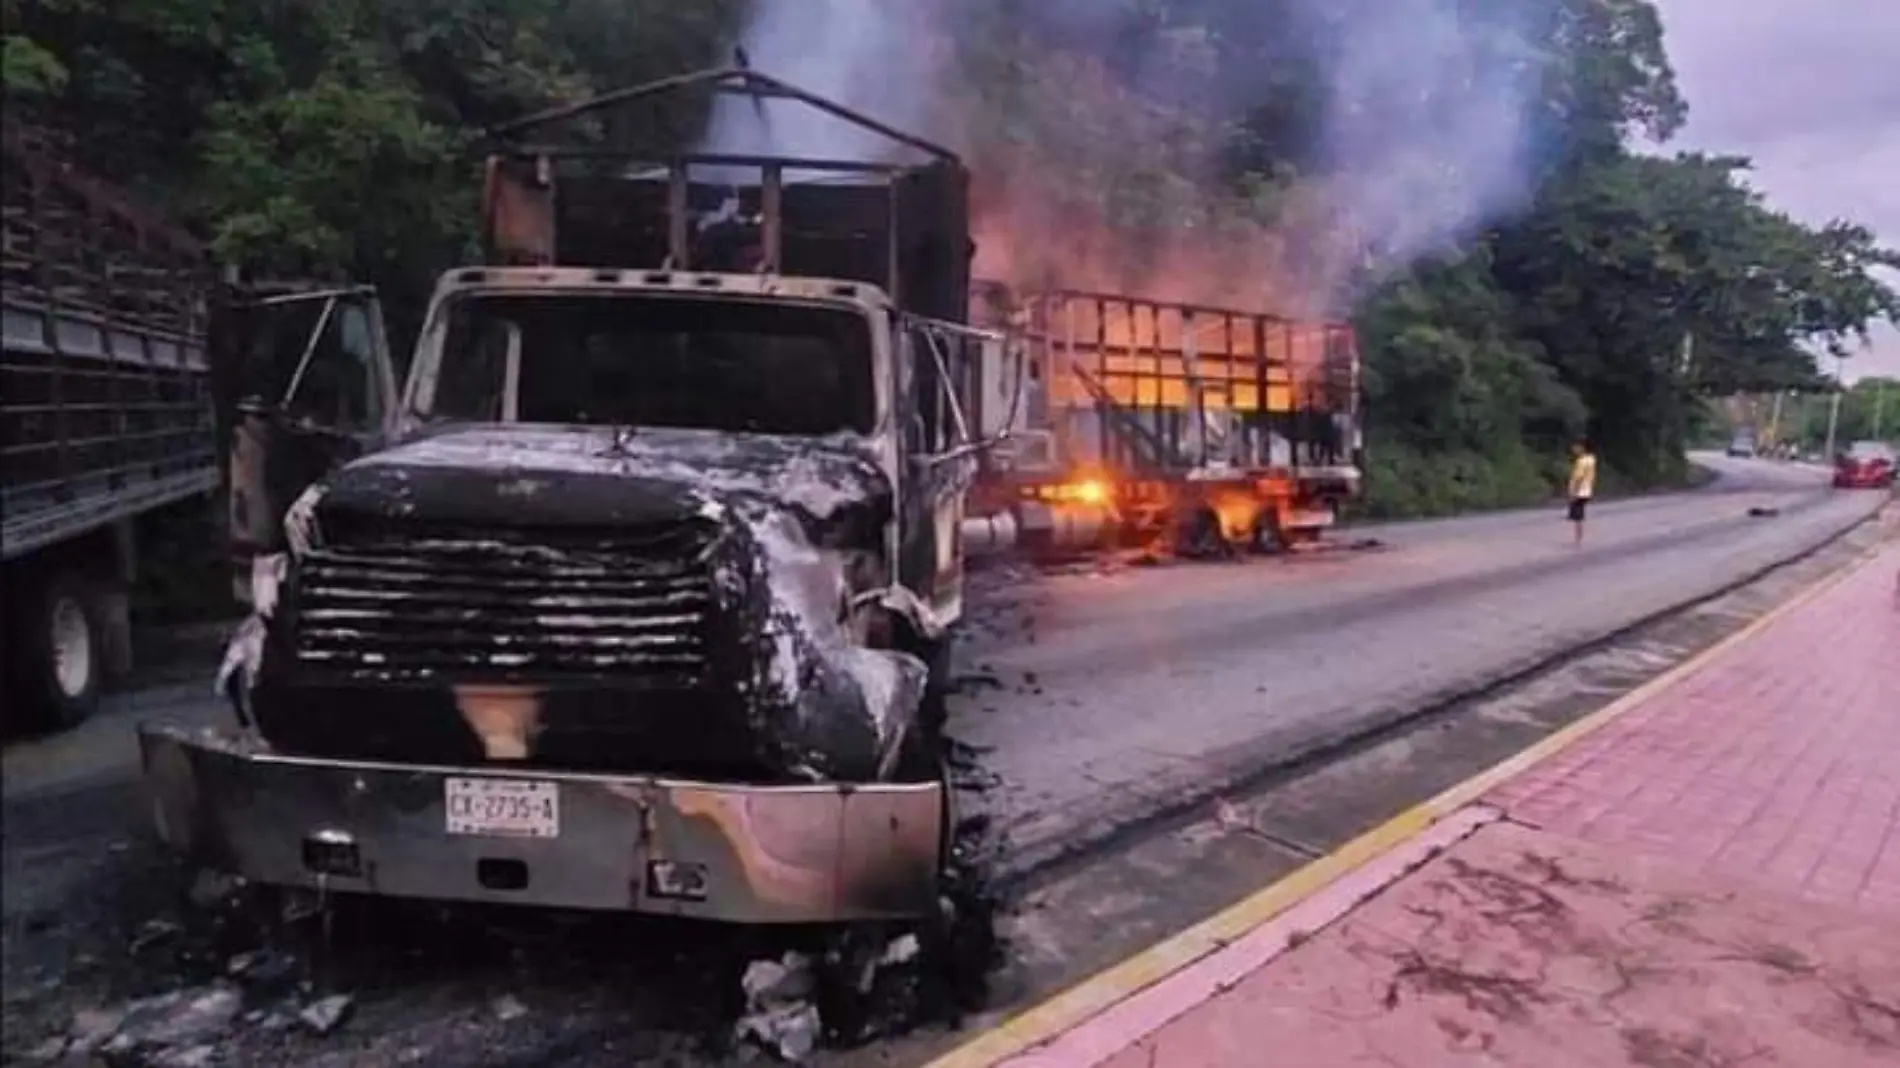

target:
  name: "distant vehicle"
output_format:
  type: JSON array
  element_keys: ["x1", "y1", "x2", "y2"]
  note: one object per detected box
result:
[
  {"x1": 1726, "y1": 432, "x2": 1757, "y2": 458},
  {"x1": 1833, "y1": 441, "x2": 1896, "y2": 489}
]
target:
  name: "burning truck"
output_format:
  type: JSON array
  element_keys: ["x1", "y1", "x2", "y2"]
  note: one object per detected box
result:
[
  {"x1": 136, "y1": 63, "x2": 1366, "y2": 932},
  {"x1": 140, "y1": 67, "x2": 1014, "y2": 926},
  {"x1": 964, "y1": 286, "x2": 1364, "y2": 559}
]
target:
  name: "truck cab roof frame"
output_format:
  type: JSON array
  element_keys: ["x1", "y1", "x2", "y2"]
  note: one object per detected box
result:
[
  {"x1": 482, "y1": 66, "x2": 961, "y2": 165},
  {"x1": 478, "y1": 66, "x2": 974, "y2": 326}
]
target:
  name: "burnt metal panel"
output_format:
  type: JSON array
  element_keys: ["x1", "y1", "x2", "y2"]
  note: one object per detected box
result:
[
  {"x1": 139, "y1": 722, "x2": 945, "y2": 922},
  {"x1": 252, "y1": 513, "x2": 782, "y2": 780}
]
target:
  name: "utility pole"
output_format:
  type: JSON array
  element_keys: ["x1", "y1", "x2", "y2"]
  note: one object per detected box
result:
[
  {"x1": 1767, "y1": 390, "x2": 1785, "y2": 447},
  {"x1": 1823, "y1": 354, "x2": 1847, "y2": 460},
  {"x1": 1873, "y1": 376, "x2": 1887, "y2": 440}
]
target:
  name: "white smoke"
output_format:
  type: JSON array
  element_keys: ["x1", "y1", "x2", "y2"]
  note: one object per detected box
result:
[
  {"x1": 1301, "y1": 0, "x2": 1545, "y2": 297},
  {"x1": 706, "y1": 0, "x2": 1551, "y2": 306},
  {"x1": 701, "y1": 0, "x2": 946, "y2": 162}
]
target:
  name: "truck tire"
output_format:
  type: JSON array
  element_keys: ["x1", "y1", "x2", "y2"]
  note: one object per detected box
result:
[{"x1": 25, "y1": 574, "x2": 104, "y2": 730}]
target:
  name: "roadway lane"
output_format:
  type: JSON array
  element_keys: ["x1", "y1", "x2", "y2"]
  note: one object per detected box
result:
[{"x1": 954, "y1": 454, "x2": 1887, "y2": 876}]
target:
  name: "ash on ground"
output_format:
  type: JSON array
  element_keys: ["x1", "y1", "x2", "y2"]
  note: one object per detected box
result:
[
  {"x1": 730, "y1": 737, "x2": 1009, "y2": 1062},
  {"x1": 5, "y1": 751, "x2": 1009, "y2": 1068}
]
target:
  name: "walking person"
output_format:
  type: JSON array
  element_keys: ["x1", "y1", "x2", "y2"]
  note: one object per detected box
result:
[{"x1": 1566, "y1": 438, "x2": 1597, "y2": 547}]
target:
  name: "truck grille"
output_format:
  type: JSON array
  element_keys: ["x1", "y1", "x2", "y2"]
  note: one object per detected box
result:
[{"x1": 287, "y1": 520, "x2": 723, "y2": 684}]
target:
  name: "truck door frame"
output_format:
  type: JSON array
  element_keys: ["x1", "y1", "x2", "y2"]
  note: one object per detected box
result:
[
  {"x1": 210, "y1": 283, "x2": 400, "y2": 605},
  {"x1": 894, "y1": 314, "x2": 1014, "y2": 627}
]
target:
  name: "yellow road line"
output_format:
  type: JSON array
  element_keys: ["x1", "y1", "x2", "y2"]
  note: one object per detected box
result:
[{"x1": 925, "y1": 520, "x2": 1889, "y2": 1068}]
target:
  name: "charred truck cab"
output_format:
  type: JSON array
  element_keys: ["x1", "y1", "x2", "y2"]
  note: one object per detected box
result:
[{"x1": 139, "y1": 68, "x2": 1013, "y2": 923}]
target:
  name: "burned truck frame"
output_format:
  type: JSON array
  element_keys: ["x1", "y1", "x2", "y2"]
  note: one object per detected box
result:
[
  {"x1": 139, "y1": 68, "x2": 1012, "y2": 923},
  {"x1": 966, "y1": 285, "x2": 1365, "y2": 558}
]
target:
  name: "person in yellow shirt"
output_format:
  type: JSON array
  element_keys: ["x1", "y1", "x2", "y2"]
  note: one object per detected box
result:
[{"x1": 1566, "y1": 438, "x2": 1597, "y2": 547}]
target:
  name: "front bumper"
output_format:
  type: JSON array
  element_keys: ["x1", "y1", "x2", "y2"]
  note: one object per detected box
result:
[{"x1": 138, "y1": 723, "x2": 945, "y2": 923}]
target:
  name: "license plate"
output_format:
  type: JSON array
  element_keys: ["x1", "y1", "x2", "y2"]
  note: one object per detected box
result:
[{"x1": 444, "y1": 777, "x2": 559, "y2": 838}]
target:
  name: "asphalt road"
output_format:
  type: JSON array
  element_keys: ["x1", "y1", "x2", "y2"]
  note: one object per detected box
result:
[
  {"x1": 954, "y1": 453, "x2": 1883, "y2": 876},
  {"x1": 2, "y1": 453, "x2": 1887, "y2": 1067}
]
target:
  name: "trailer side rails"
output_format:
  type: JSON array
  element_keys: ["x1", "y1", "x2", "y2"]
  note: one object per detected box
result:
[
  {"x1": 969, "y1": 287, "x2": 1364, "y2": 557},
  {"x1": 1, "y1": 122, "x2": 217, "y2": 727}
]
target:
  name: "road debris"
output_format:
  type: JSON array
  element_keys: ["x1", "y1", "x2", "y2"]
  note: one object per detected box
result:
[
  {"x1": 223, "y1": 947, "x2": 297, "y2": 989},
  {"x1": 880, "y1": 933, "x2": 921, "y2": 968},
  {"x1": 736, "y1": 951, "x2": 820, "y2": 1061},
  {"x1": 490, "y1": 993, "x2": 529, "y2": 1022},
  {"x1": 22, "y1": 1035, "x2": 69, "y2": 1063},
  {"x1": 152, "y1": 1043, "x2": 219, "y2": 1068},
  {"x1": 185, "y1": 871, "x2": 240, "y2": 911},
  {"x1": 54, "y1": 983, "x2": 245, "y2": 1065},
  {"x1": 129, "y1": 984, "x2": 243, "y2": 1047},
  {"x1": 129, "y1": 918, "x2": 183, "y2": 955},
  {"x1": 297, "y1": 992, "x2": 354, "y2": 1035},
  {"x1": 68, "y1": 1005, "x2": 130, "y2": 1052},
  {"x1": 736, "y1": 1000, "x2": 822, "y2": 1062}
]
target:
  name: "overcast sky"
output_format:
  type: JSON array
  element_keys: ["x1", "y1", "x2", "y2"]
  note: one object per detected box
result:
[{"x1": 1655, "y1": 0, "x2": 1900, "y2": 382}]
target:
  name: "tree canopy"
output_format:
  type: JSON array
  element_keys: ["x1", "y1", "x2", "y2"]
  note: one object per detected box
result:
[{"x1": 5, "y1": 0, "x2": 1895, "y2": 515}]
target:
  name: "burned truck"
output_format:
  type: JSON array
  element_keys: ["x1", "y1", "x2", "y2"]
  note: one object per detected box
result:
[
  {"x1": 138, "y1": 68, "x2": 1013, "y2": 923},
  {"x1": 963, "y1": 287, "x2": 1365, "y2": 559}
]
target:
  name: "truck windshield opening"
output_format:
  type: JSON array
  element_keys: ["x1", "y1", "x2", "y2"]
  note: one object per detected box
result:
[{"x1": 428, "y1": 293, "x2": 876, "y2": 436}]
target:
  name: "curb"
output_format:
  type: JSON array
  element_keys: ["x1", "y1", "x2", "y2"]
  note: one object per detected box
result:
[{"x1": 926, "y1": 524, "x2": 1892, "y2": 1068}]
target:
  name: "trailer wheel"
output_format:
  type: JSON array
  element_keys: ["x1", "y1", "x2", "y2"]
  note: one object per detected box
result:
[
  {"x1": 1176, "y1": 505, "x2": 1236, "y2": 559},
  {"x1": 25, "y1": 575, "x2": 104, "y2": 729},
  {"x1": 1251, "y1": 510, "x2": 1321, "y2": 554}
]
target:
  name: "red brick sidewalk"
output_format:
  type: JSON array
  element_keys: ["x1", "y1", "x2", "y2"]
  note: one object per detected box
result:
[{"x1": 991, "y1": 540, "x2": 1900, "y2": 1068}]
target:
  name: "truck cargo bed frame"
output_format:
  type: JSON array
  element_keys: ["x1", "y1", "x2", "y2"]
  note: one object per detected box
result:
[
  {"x1": 1016, "y1": 289, "x2": 1358, "y2": 479},
  {"x1": 478, "y1": 66, "x2": 973, "y2": 326}
]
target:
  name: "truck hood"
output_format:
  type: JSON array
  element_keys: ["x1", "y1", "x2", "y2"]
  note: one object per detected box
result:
[
  {"x1": 259, "y1": 423, "x2": 921, "y2": 784},
  {"x1": 311, "y1": 424, "x2": 890, "y2": 530}
]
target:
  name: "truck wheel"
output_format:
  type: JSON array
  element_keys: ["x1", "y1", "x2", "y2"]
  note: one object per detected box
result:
[
  {"x1": 1249, "y1": 509, "x2": 1285, "y2": 554},
  {"x1": 1175, "y1": 505, "x2": 1235, "y2": 559},
  {"x1": 26, "y1": 575, "x2": 103, "y2": 729}
]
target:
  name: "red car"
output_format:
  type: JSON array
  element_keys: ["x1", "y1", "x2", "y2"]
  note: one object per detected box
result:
[{"x1": 1833, "y1": 440, "x2": 1897, "y2": 489}]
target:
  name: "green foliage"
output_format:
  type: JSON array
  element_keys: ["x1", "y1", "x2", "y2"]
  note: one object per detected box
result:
[
  {"x1": 1771, "y1": 378, "x2": 1900, "y2": 452},
  {"x1": 4, "y1": 0, "x2": 1894, "y2": 521},
  {"x1": 1349, "y1": 0, "x2": 1894, "y2": 507},
  {"x1": 1, "y1": 35, "x2": 69, "y2": 94},
  {"x1": 4, "y1": 0, "x2": 746, "y2": 344},
  {"x1": 1358, "y1": 438, "x2": 1559, "y2": 519}
]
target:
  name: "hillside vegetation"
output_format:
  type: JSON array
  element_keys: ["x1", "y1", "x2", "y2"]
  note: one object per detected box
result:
[{"x1": 6, "y1": 0, "x2": 1896, "y2": 518}]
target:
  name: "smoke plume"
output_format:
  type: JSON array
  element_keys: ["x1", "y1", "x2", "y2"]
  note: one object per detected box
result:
[
  {"x1": 700, "y1": 1, "x2": 949, "y2": 163},
  {"x1": 706, "y1": 0, "x2": 1550, "y2": 316}
]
